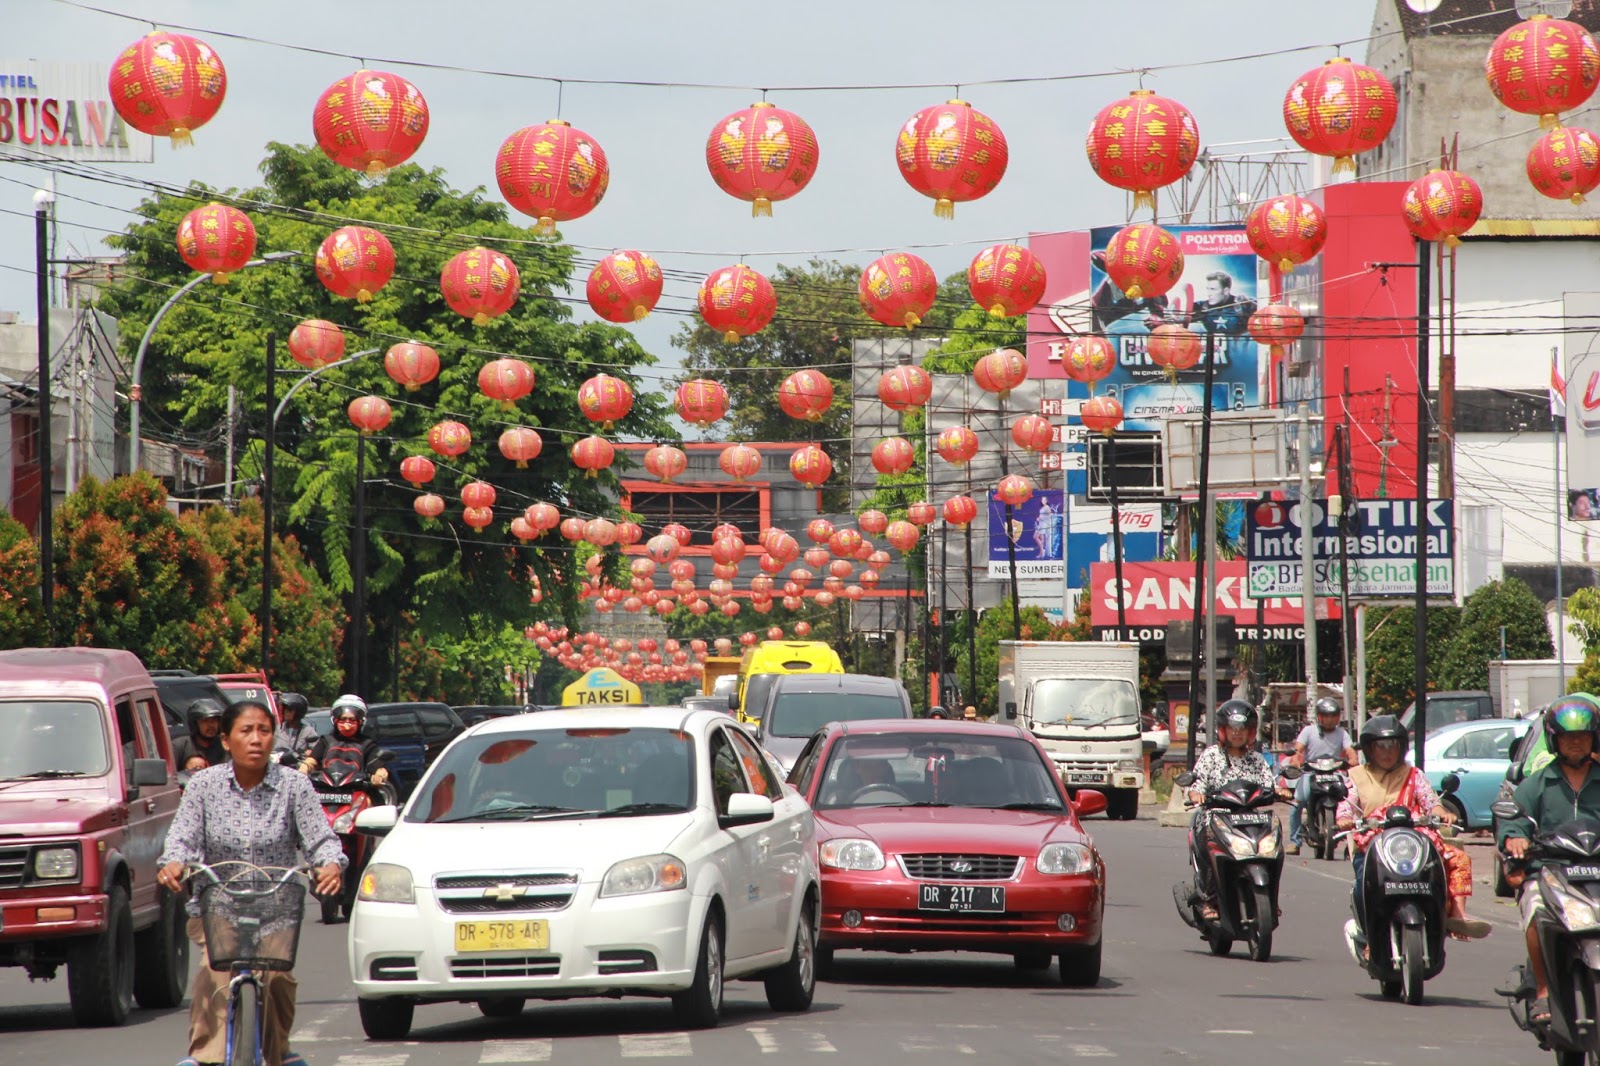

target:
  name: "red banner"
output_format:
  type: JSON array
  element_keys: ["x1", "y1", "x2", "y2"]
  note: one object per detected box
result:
[{"x1": 1089, "y1": 560, "x2": 1336, "y2": 630}]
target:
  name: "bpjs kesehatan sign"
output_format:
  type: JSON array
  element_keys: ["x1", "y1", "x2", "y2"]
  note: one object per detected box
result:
[
  {"x1": 0, "y1": 64, "x2": 154, "y2": 162},
  {"x1": 1246, "y1": 498, "x2": 1454, "y2": 599}
]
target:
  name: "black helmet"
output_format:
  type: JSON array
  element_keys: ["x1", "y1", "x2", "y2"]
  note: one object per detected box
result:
[
  {"x1": 1359, "y1": 714, "x2": 1409, "y2": 760},
  {"x1": 1313, "y1": 697, "x2": 1342, "y2": 719},
  {"x1": 927, "y1": 706, "x2": 948, "y2": 720},
  {"x1": 187, "y1": 698, "x2": 225, "y2": 728},
  {"x1": 1544, "y1": 694, "x2": 1600, "y2": 748},
  {"x1": 1217, "y1": 699, "x2": 1258, "y2": 732},
  {"x1": 277, "y1": 692, "x2": 308, "y2": 720}
]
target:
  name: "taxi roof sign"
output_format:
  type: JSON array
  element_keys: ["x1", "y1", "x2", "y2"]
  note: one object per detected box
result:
[{"x1": 561, "y1": 667, "x2": 643, "y2": 707}]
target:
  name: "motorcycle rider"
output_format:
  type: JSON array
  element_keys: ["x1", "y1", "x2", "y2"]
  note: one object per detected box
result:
[
  {"x1": 1498, "y1": 695, "x2": 1600, "y2": 1026},
  {"x1": 274, "y1": 691, "x2": 319, "y2": 757},
  {"x1": 1285, "y1": 697, "x2": 1358, "y2": 855},
  {"x1": 172, "y1": 699, "x2": 229, "y2": 772},
  {"x1": 299, "y1": 695, "x2": 391, "y2": 789},
  {"x1": 1187, "y1": 699, "x2": 1277, "y2": 920}
]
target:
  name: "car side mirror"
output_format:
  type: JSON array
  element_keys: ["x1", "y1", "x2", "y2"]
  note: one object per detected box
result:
[
  {"x1": 1440, "y1": 772, "x2": 1461, "y2": 795},
  {"x1": 355, "y1": 805, "x2": 400, "y2": 837},
  {"x1": 376, "y1": 749, "x2": 398, "y2": 764},
  {"x1": 728, "y1": 690, "x2": 740, "y2": 713},
  {"x1": 1004, "y1": 701, "x2": 1018, "y2": 722},
  {"x1": 1073, "y1": 790, "x2": 1108, "y2": 817},
  {"x1": 719, "y1": 792, "x2": 775, "y2": 829},
  {"x1": 131, "y1": 758, "x2": 169, "y2": 788}
]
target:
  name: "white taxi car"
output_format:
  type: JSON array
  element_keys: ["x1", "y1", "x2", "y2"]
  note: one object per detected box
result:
[{"x1": 347, "y1": 707, "x2": 819, "y2": 1035}]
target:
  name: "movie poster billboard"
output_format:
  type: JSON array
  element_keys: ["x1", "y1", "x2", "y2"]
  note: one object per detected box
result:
[{"x1": 988, "y1": 489, "x2": 1064, "y2": 579}]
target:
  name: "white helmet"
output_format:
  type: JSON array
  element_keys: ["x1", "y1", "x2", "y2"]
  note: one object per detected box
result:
[{"x1": 331, "y1": 693, "x2": 368, "y2": 723}]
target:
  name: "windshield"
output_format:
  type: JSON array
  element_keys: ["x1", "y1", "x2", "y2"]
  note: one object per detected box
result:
[
  {"x1": 814, "y1": 733, "x2": 1064, "y2": 811},
  {"x1": 0, "y1": 700, "x2": 111, "y2": 779},
  {"x1": 408, "y1": 727, "x2": 695, "y2": 823},
  {"x1": 767, "y1": 690, "x2": 905, "y2": 738},
  {"x1": 1030, "y1": 677, "x2": 1140, "y2": 728},
  {"x1": 742, "y1": 673, "x2": 777, "y2": 719},
  {"x1": 1406, "y1": 697, "x2": 1487, "y2": 734}
]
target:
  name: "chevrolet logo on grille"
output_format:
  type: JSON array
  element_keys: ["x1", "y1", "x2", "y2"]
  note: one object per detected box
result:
[
  {"x1": 484, "y1": 883, "x2": 528, "y2": 902},
  {"x1": 949, "y1": 861, "x2": 973, "y2": 873}
]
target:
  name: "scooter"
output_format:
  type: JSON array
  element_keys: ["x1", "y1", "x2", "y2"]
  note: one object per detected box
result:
[
  {"x1": 1344, "y1": 799, "x2": 1454, "y2": 1005},
  {"x1": 311, "y1": 751, "x2": 396, "y2": 924},
  {"x1": 1302, "y1": 757, "x2": 1349, "y2": 861},
  {"x1": 1172, "y1": 767, "x2": 1298, "y2": 962},
  {"x1": 1494, "y1": 800, "x2": 1600, "y2": 1066}
]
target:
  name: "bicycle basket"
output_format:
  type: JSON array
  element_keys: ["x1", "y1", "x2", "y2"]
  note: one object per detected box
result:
[{"x1": 198, "y1": 877, "x2": 306, "y2": 972}]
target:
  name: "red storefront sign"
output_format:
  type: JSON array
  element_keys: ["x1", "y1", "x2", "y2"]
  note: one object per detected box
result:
[{"x1": 1089, "y1": 560, "x2": 1335, "y2": 642}]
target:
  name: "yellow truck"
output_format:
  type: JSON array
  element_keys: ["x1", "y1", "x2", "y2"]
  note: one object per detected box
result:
[{"x1": 701, "y1": 656, "x2": 743, "y2": 698}]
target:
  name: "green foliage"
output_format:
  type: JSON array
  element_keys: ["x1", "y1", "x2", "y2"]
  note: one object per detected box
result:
[
  {"x1": 1363, "y1": 603, "x2": 1460, "y2": 713},
  {"x1": 405, "y1": 618, "x2": 543, "y2": 706},
  {"x1": 1571, "y1": 650, "x2": 1600, "y2": 696},
  {"x1": 949, "y1": 598, "x2": 1054, "y2": 716},
  {"x1": 0, "y1": 515, "x2": 44, "y2": 648},
  {"x1": 1567, "y1": 587, "x2": 1600, "y2": 656},
  {"x1": 1437, "y1": 578, "x2": 1554, "y2": 691}
]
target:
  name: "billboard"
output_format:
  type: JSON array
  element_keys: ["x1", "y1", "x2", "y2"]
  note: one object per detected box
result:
[
  {"x1": 1088, "y1": 560, "x2": 1319, "y2": 643},
  {"x1": 1065, "y1": 504, "x2": 1162, "y2": 586},
  {"x1": 1025, "y1": 231, "x2": 1092, "y2": 380},
  {"x1": 1246, "y1": 498, "x2": 1455, "y2": 599},
  {"x1": 0, "y1": 63, "x2": 154, "y2": 162},
  {"x1": 988, "y1": 489, "x2": 1064, "y2": 579}
]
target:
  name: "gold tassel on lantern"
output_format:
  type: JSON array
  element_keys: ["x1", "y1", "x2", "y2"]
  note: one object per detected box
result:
[
  {"x1": 1124, "y1": 283, "x2": 1145, "y2": 299},
  {"x1": 169, "y1": 128, "x2": 194, "y2": 148},
  {"x1": 365, "y1": 160, "x2": 387, "y2": 177},
  {"x1": 1444, "y1": 234, "x2": 1462, "y2": 247},
  {"x1": 751, "y1": 197, "x2": 773, "y2": 217},
  {"x1": 1134, "y1": 190, "x2": 1157, "y2": 213},
  {"x1": 632, "y1": 305, "x2": 649, "y2": 321},
  {"x1": 903, "y1": 312, "x2": 921, "y2": 330},
  {"x1": 934, "y1": 198, "x2": 955, "y2": 220},
  {"x1": 1573, "y1": 193, "x2": 1588, "y2": 205},
  {"x1": 723, "y1": 329, "x2": 740, "y2": 343},
  {"x1": 1541, "y1": 112, "x2": 1561, "y2": 130},
  {"x1": 1278, "y1": 257, "x2": 1296, "y2": 273},
  {"x1": 473, "y1": 312, "x2": 490, "y2": 326},
  {"x1": 1332, "y1": 155, "x2": 1357, "y2": 176},
  {"x1": 212, "y1": 273, "x2": 231, "y2": 285},
  {"x1": 988, "y1": 303, "x2": 1007, "y2": 317},
  {"x1": 536, "y1": 215, "x2": 558, "y2": 236},
  {"x1": 356, "y1": 288, "x2": 374, "y2": 303}
]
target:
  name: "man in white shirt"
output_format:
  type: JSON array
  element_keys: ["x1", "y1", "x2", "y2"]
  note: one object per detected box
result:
[{"x1": 1285, "y1": 697, "x2": 1357, "y2": 855}]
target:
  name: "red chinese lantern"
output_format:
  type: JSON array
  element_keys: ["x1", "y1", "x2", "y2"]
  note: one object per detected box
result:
[
  {"x1": 461, "y1": 481, "x2": 497, "y2": 510},
  {"x1": 677, "y1": 379, "x2": 729, "y2": 427},
  {"x1": 867, "y1": 550, "x2": 893, "y2": 573},
  {"x1": 441, "y1": 247, "x2": 520, "y2": 325},
  {"x1": 935, "y1": 426, "x2": 980, "y2": 465},
  {"x1": 647, "y1": 535, "x2": 680, "y2": 564},
  {"x1": 644, "y1": 445, "x2": 688, "y2": 484},
  {"x1": 1147, "y1": 324, "x2": 1202, "y2": 380},
  {"x1": 814, "y1": 591, "x2": 836, "y2": 608},
  {"x1": 858, "y1": 510, "x2": 889, "y2": 536},
  {"x1": 288, "y1": 319, "x2": 345, "y2": 370},
  {"x1": 526, "y1": 502, "x2": 560, "y2": 533},
  {"x1": 399, "y1": 455, "x2": 436, "y2": 487},
  {"x1": 578, "y1": 373, "x2": 635, "y2": 429},
  {"x1": 885, "y1": 521, "x2": 919, "y2": 553},
  {"x1": 973, "y1": 348, "x2": 1028, "y2": 400},
  {"x1": 1011, "y1": 414, "x2": 1054, "y2": 453},
  {"x1": 858, "y1": 252, "x2": 938, "y2": 330},
  {"x1": 1103, "y1": 223, "x2": 1184, "y2": 300},
  {"x1": 790, "y1": 445, "x2": 833, "y2": 487},
  {"x1": 698, "y1": 265, "x2": 777, "y2": 343},
  {"x1": 793, "y1": 621, "x2": 812, "y2": 637},
  {"x1": 498, "y1": 427, "x2": 544, "y2": 468},
  {"x1": 878, "y1": 365, "x2": 933, "y2": 411},
  {"x1": 510, "y1": 517, "x2": 536, "y2": 541},
  {"x1": 478, "y1": 358, "x2": 536, "y2": 408},
  {"x1": 584, "y1": 518, "x2": 617, "y2": 547},
  {"x1": 1246, "y1": 194, "x2": 1327, "y2": 273},
  {"x1": 462, "y1": 507, "x2": 494, "y2": 533},
  {"x1": 1080, "y1": 395, "x2": 1124, "y2": 437},
  {"x1": 895, "y1": 99, "x2": 1008, "y2": 217},
  {"x1": 968, "y1": 243, "x2": 1047, "y2": 318},
  {"x1": 316, "y1": 225, "x2": 395, "y2": 303},
  {"x1": 861, "y1": 570, "x2": 881, "y2": 589},
  {"x1": 806, "y1": 519, "x2": 835, "y2": 544},
  {"x1": 1085, "y1": 90, "x2": 1201, "y2": 212},
  {"x1": 995, "y1": 474, "x2": 1035, "y2": 507},
  {"x1": 572, "y1": 436, "x2": 615, "y2": 478},
  {"x1": 690, "y1": 600, "x2": 711, "y2": 617},
  {"x1": 1527, "y1": 126, "x2": 1600, "y2": 204},
  {"x1": 1282, "y1": 58, "x2": 1398, "y2": 176},
  {"x1": 943, "y1": 495, "x2": 978, "y2": 528},
  {"x1": 427, "y1": 420, "x2": 472, "y2": 458},
  {"x1": 907, "y1": 501, "x2": 937, "y2": 527},
  {"x1": 872, "y1": 437, "x2": 916, "y2": 476},
  {"x1": 1064, "y1": 335, "x2": 1117, "y2": 391},
  {"x1": 710, "y1": 536, "x2": 746, "y2": 566},
  {"x1": 586, "y1": 250, "x2": 663, "y2": 323},
  {"x1": 108, "y1": 32, "x2": 226, "y2": 145},
  {"x1": 767, "y1": 532, "x2": 799, "y2": 564},
  {"x1": 559, "y1": 517, "x2": 586, "y2": 542},
  {"x1": 779, "y1": 370, "x2": 835, "y2": 423},
  {"x1": 347, "y1": 396, "x2": 392, "y2": 435},
  {"x1": 1401, "y1": 170, "x2": 1483, "y2": 246},
  {"x1": 719, "y1": 443, "x2": 763, "y2": 483},
  {"x1": 1247, "y1": 304, "x2": 1306, "y2": 359},
  {"x1": 497, "y1": 120, "x2": 610, "y2": 233},
  {"x1": 414, "y1": 493, "x2": 445, "y2": 520},
  {"x1": 722, "y1": 602, "x2": 742, "y2": 618},
  {"x1": 705, "y1": 102, "x2": 819, "y2": 216},
  {"x1": 312, "y1": 70, "x2": 430, "y2": 175},
  {"x1": 384, "y1": 342, "x2": 440, "y2": 392},
  {"x1": 663, "y1": 522, "x2": 692, "y2": 545},
  {"x1": 175, "y1": 203, "x2": 255, "y2": 283},
  {"x1": 616, "y1": 521, "x2": 643, "y2": 547},
  {"x1": 830, "y1": 528, "x2": 864, "y2": 558},
  {"x1": 1487, "y1": 16, "x2": 1600, "y2": 128}
]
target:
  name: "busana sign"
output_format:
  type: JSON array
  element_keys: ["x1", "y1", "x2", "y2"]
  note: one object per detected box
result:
[{"x1": 0, "y1": 63, "x2": 154, "y2": 162}]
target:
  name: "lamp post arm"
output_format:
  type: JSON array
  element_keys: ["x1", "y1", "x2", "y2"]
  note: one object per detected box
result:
[{"x1": 272, "y1": 348, "x2": 381, "y2": 428}]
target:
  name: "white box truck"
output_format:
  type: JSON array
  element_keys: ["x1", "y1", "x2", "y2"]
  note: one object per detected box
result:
[
  {"x1": 1487, "y1": 659, "x2": 1570, "y2": 718},
  {"x1": 998, "y1": 640, "x2": 1145, "y2": 820}
]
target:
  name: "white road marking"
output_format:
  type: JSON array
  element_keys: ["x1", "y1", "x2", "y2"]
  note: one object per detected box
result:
[
  {"x1": 1070, "y1": 1045, "x2": 1117, "y2": 1058},
  {"x1": 1286, "y1": 862, "x2": 1512, "y2": 929},
  {"x1": 749, "y1": 1027, "x2": 781, "y2": 1055},
  {"x1": 619, "y1": 1033, "x2": 693, "y2": 1058},
  {"x1": 480, "y1": 1039, "x2": 554, "y2": 1063},
  {"x1": 898, "y1": 1036, "x2": 976, "y2": 1054},
  {"x1": 747, "y1": 1027, "x2": 836, "y2": 1054},
  {"x1": 294, "y1": 1007, "x2": 343, "y2": 1042},
  {"x1": 1206, "y1": 1029, "x2": 1253, "y2": 1035},
  {"x1": 333, "y1": 1055, "x2": 410, "y2": 1066}
]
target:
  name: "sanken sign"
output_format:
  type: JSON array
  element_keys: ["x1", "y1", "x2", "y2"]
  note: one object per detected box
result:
[
  {"x1": 1088, "y1": 560, "x2": 1325, "y2": 630},
  {"x1": 1246, "y1": 498, "x2": 1454, "y2": 599}
]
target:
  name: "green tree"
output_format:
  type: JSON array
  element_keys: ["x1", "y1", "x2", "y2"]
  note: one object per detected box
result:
[
  {"x1": 947, "y1": 598, "x2": 1053, "y2": 717},
  {"x1": 1364, "y1": 603, "x2": 1462, "y2": 713},
  {"x1": 1437, "y1": 577, "x2": 1554, "y2": 691},
  {"x1": 0, "y1": 515, "x2": 44, "y2": 647},
  {"x1": 1566, "y1": 586, "x2": 1600, "y2": 658}
]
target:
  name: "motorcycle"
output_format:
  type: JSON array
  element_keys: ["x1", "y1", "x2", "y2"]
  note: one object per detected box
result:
[
  {"x1": 311, "y1": 751, "x2": 396, "y2": 924},
  {"x1": 1493, "y1": 800, "x2": 1600, "y2": 1066},
  {"x1": 1301, "y1": 756, "x2": 1349, "y2": 861},
  {"x1": 1171, "y1": 767, "x2": 1298, "y2": 962}
]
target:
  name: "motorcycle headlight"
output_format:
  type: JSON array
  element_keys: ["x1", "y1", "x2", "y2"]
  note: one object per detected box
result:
[
  {"x1": 1215, "y1": 821, "x2": 1271, "y2": 860},
  {"x1": 1036, "y1": 843, "x2": 1095, "y2": 875},
  {"x1": 819, "y1": 838, "x2": 885, "y2": 871},
  {"x1": 1376, "y1": 829, "x2": 1425, "y2": 877},
  {"x1": 331, "y1": 809, "x2": 358, "y2": 834},
  {"x1": 358, "y1": 862, "x2": 414, "y2": 904},
  {"x1": 1543, "y1": 871, "x2": 1600, "y2": 933},
  {"x1": 1258, "y1": 827, "x2": 1280, "y2": 858},
  {"x1": 32, "y1": 846, "x2": 79, "y2": 881},
  {"x1": 600, "y1": 854, "x2": 688, "y2": 898}
]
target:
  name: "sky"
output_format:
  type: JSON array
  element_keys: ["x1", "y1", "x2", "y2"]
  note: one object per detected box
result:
[{"x1": 1, "y1": 0, "x2": 1378, "y2": 393}]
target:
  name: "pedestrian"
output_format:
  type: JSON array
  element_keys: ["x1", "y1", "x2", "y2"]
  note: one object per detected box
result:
[
  {"x1": 928, "y1": 706, "x2": 948, "y2": 720},
  {"x1": 963, "y1": 705, "x2": 979, "y2": 721}
]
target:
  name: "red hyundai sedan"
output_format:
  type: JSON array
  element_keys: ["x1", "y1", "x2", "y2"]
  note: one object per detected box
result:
[{"x1": 785, "y1": 719, "x2": 1107, "y2": 985}]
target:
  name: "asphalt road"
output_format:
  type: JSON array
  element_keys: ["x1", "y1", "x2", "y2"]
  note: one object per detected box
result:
[{"x1": 0, "y1": 809, "x2": 1536, "y2": 1066}]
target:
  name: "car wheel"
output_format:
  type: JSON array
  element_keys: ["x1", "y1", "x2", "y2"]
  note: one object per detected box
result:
[
  {"x1": 764, "y1": 898, "x2": 817, "y2": 1011},
  {"x1": 68, "y1": 885, "x2": 135, "y2": 1026},
  {"x1": 132, "y1": 886, "x2": 189, "y2": 1009},
  {"x1": 1108, "y1": 789, "x2": 1140, "y2": 821},
  {"x1": 1013, "y1": 949, "x2": 1053, "y2": 972},
  {"x1": 478, "y1": 997, "x2": 525, "y2": 1019},
  {"x1": 1058, "y1": 940, "x2": 1102, "y2": 987},
  {"x1": 358, "y1": 996, "x2": 415, "y2": 1040},
  {"x1": 672, "y1": 912, "x2": 724, "y2": 1029}
]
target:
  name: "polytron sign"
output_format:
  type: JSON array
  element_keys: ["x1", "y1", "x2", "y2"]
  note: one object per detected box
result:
[
  {"x1": 1246, "y1": 498, "x2": 1454, "y2": 599},
  {"x1": 561, "y1": 667, "x2": 643, "y2": 706},
  {"x1": 0, "y1": 65, "x2": 155, "y2": 162}
]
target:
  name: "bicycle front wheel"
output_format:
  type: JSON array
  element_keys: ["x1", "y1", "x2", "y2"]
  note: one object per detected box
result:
[{"x1": 225, "y1": 979, "x2": 259, "y2": 1066}]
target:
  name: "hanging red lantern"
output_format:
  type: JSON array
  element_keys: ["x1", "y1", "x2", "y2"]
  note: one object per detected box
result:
[
  {"x1": 347, "y1": 396, "x2": 392, "y2": 435},
  {"x1": 751, "y1": 574, "x2": 775, "y2": 596},
  {"x1": 698, "y1": 265, "x2": 777, "y2": 343},
  {"x1": 790, "y1": 446, "x2": 833, "y2": 487},
  {"x1": 175, "y1": 203, "x2": 255, "y2": 283},
  {"x1": 616, "y1": 521, "x2": 643, "y2": 547},
  {"x1": 719, "y1": 443, "x2": 763, "y2": 483},
  {"x1": 1487, "y1": 16, "x2": 1600, "y2": 128},
  {"x1": 806, "y1": 519, "x2": 835, "y2": 545},
  {"x1": 793, "y1": 621, "x2": 812, "y2": 637},
  {"x1": 861, "y1": 570, "x2": 882, "y2": 589},
  {"x1": 676, "y1": 379, "x2": 729, "y2": 427},
  {"x1": 710, "y1": 536, "x2": 746, "y2": 566},
  {"x1": 1527, "y1": 126, "x2": 1600, "y2": 204},
  {"x1": 461, "y1": 481, "x2": 497, "y2": 510},
  {"x1": 1147, "y1": 324, "x2": 1203, "y2": 381},
  {"x1": 288, "y1": 319, "x2": 345, "y2": 370},
  {"x1": 1103, "y1": 223, "x2": 1185, "y2": 300},
  {"x1": 885, "y1": 521, "x2": 919, "y2": 553},
  {"x1": 814, "y1": 591, "x2": 837, "y2": 608},
  {"x1": 830, "y1": 529, "x2": 864, "y2": 559},
  {"x1": 871, "y1": 437, "x2": 916, "y2": 476},
  {"x1": 578, "y1": 373, "x2": 635, "y2": 429},
  {"x1": 1085, "y1": 90, "x2": 1201, "y2": 212},
  {"x1": 462, "y1": 507, "x2": 494, "y2": 533},
  {"x1": 496, "y1": 120, "x2": 610, "y2": 233},
  {"x1": 779, "y1": 370, "x2": 835, "y2": 422},
  {"x1": 878, "y1": 365, "x2": 933, "y2": 412},
  {"x1": 907, "y1": 501, "x2": 937, "y2": 527},
  {"x1": 312, "y1": 70, "x2": 430, "y2": 174},
  {"x1": 478, "y1": 358, "x2": 536, "y2": 408},
  {"x1": 316, "y1": 226, "x2": 395, "y2": 303},
  {"x1": 644, "y1": 444, "x2": 689, "y2": 484},
  {"x1": 895, "y1": 99, "x2": 1008, "y2": 217},
  {"x1": 1247, "y1": 304, "x2": 1306, "y2": 359},
  {"x1": 721, "y1": 602, "x2": 742, "y2": 618},
  {"x1": 1246, "y1": 194, "x2": 1327, "y2": 273},
  {"x1": 943, "y1": 495, "x2": 979, "y2": 528},
  {"x1": 663, "y1": 522, "x2": 692, "y2": 545},
  {"x1": 559, "y1": 517, "x2": 586, "y2": 542},
  {"x1": 586, "y1": 250, "x2": 663, "y2": 322},
  {"x1": 1011, "y1": 414, "x2": 1054, "y2": 454},
  {"x1": 803, "y1": 546, "x2": 830, "y2": 569},
  {"x1": 690, "y1": 599, "x2": 711, "y2": 616},
  {"x1": 383, "y1": 342, "x2": 439, "y2": 392},
  {"x1": 584, "y1": 518, "x2": 618, "y2": 547},
  {"x1": 427, "y1": 420, "x2": 472, "y2": 458},
  {"x1": 572, "y1": 436, "x2": 616, "y2": 478},
  {"x1": 858, "y1": 510, "x2": 889, "y2": 536},
  {"x1": 936, "y1": 426, "x2": 980, "y2": 465},
  {"x1": 968, "y1": 243, "x2": 1047, "y2": 318},
  {"x1": 767, "y1": 532, "x2": 799, "y2": 564},
  {"x1": 1063, "y1": 334, "x2": 1118, "y2": 393},
  {"x1": 1401, "y1": 169, "x2": 1483, "y2": 246},
  {"x1": 109, "y1": 31, "x2": 227, "y2": 145},
  {"x1": 441, "y1": 247, "x2": 520, "y2": 325},
  {"x1": 1080, "y1": 395, "x2": 1125, "y2": 437},
  {"x1": 498, "y1": 427, "x2": 544, "y2": 468},
  {"x1": 858, "y1": 252, "x2": 938, "y2": 330},
  {"x1": 973, "y1": 348, "x2": 1028, "y2": 400},
  {"x1": 995, "y1": 474, "x2": 1035, "y2": 507},
  {"x1": 399, "y1": 455, "x2": 436, "y2": 487},
  {"x1": 527, "y1": 502, "x2": 560, "y2": 533},
  {"x1": 706, "y1": 102, "x2": 819, "y2": 216},
  {"x1": 414, "y1": 493, "x2": 445, "y2": 520},
  {"x1": 1282, "y1": 58, "x2": 1398, "y2": 176},
  {"x1": 647, "y1": 535, "x2": 680, "y2": 564},
  {"x1": 714, "y1": 522, "x2": 743, "y2": 543}
]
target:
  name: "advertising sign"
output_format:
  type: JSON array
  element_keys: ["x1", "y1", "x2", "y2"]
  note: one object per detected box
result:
[
  {"x1": 0, "y1": 64, "x2": 155, "y2": 162},
  {"x1": 1025, "y1": 231, "x2": 1092, "y2": 380},
  {"x1": 1565, "y1": 292, "x2": 1600, "y2": 518},
  {"x1": 988, "y1": 489, "x2": 1064, "y2": 579},
  {"x1": 1088, "y1": 560, "x2": 1317, "y2": 643},
  {"x1": 1065, "y1": 504, "x2": 1162, "y2": 586},
  {"x1": 561, "y1": 668, "x2": 643, "y2": 706},
  {"x1": 1245, "y1": 498, "x2": 1454, "y2": 599}
]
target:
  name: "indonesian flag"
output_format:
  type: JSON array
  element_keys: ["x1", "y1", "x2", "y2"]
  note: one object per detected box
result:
[{"x1": 1553, "y1": 349, "x2": 1568, "y2": 418}]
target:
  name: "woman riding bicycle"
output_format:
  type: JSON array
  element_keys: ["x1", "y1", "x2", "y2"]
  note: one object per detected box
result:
[{"x1": 158, "y1": 699, "x2": 345, "y2": 1066}]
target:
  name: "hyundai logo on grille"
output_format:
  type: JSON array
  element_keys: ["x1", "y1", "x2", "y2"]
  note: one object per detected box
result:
[{"x1": 950, "y1": 860, "x2": 973, "y2": 873}]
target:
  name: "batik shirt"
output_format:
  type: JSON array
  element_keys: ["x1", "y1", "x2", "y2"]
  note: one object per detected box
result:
[{"x1": 1191, "y1": 744, "x2": 1277, "y2": 797}]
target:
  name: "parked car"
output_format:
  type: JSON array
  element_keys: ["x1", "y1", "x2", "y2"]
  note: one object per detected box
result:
[
  {"x1": 348, "y1": 706, "x2": 820, "y2": 1035},
  {"x1": 453, "y1": 705, "x2": 538, "y2": 728},
  {"x1": 681, "y1": 695, "x2": 730, "y2": 716},
  {"x1": 784, "y1": 718, "x2": 1107, "y2": 984},
  {"x1": 1421, "y1": 717, "x2": 1533, "y2": 829},
  {"x1": 152, "y1": 673, "x2": 234, "y2": 743},
  {"x1": 208, "y1": 671, "x2": 279, "y2": 716},
  {"x1": 306, "y1": 709, "x2": 334, "y2": 738},
  {"x1": 750, "y1": 673, "x2": 913, "y2": 775},
  {"x1": 364, "y1": 702, "x2": 467, "y2": 800},
  {"x1": 1399, "y1": 690, "x2": 1496, "y2": 737},
  {"x1": 0, "y1": 648, "x2": 188, "y2": 1026}
]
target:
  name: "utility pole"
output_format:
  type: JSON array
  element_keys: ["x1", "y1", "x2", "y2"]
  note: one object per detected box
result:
[
  {"x1": 1414, "y1": 237, "x2": 1432, "y2": 771},
  {"x1": 1300, "y1": 404, "x2": 1318, "y2": 711},
  {"x1": 1185, "y1": 325, "x2": 1220, "y2": 767},
  {"x1": 260, "y1": 335, "x2": 276, "y2": 681},
  {"x1": 224, "y1": 384, "x2": 236, "y2": 506},
  {"x1": 34, "y1": 189, "x2": 54, "y2": 642},
  {"x1": 349, "y1": 432, "x2": 368, "y2": 697}
]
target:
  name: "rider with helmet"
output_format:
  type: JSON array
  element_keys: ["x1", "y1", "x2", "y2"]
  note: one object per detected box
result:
[
  {"x1": 1498, "y1": 695, "x2": 1600, "y2": 1023},
  {"x1": 299, "y1": 695, "x2": 391, "y2": 788},
  {"x1": 1187, "y1": 699, "x2": 1277, "y2": 919},
  {"x1": 172, "y1": 699, "x2": 229, "y2": 772},
  {"x1": 274, "y1": 691, "x2": 318, "y2": 757},
  {"x1": 1286, "y1": 697, "x2": 1358, "y2": 855}
]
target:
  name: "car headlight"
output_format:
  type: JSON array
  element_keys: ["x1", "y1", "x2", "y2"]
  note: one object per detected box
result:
[
  {"x1": 1377, "y1": 829, "x2": 1425, "y2": 877},
  {"x1": 1544, "y1": 871, "x2": 1600, "y2": 933},
  {"x1": 600, "y1": 854, "x2": 688, "y2": 897},
  {"x1": 331, "y1": 809, "x2": 358, "y2": 834},
  {"x1": 358, "y1": 863, "x2": 414, "y2": 904},
  {"x1": 32, "y1": 846, "x2": 78, "y2": 880},
  {"x1": 819, "y1": 838, "x2": 885, "y2": 871},
  {"x1": 1036, "y1": 843, "x2": 1095, "y2": 875}
]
